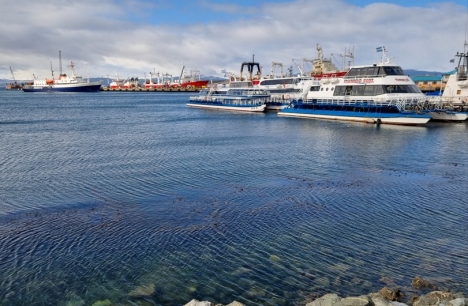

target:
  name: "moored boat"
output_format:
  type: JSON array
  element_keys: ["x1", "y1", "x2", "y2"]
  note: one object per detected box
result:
[
  {"x1": 22, "y1": 52, "x2": 101, "y2": 93},
  {"x1": 178, "y1": 65, "x2": 209, "y2": 88},
  {"x1": 187, "y1": 88, "x2": 268, "y2": 112},
  {"x1": 257, "y1": 45, "x2": 351, "y2": 111},
  {"x1": 421, "y1": 46, "x2": 468, "y2": 121},
  {"x1": 278, "y1": 47, "x2": 431, "y2": 126}
]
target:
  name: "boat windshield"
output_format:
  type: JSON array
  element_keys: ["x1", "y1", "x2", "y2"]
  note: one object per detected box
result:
[
  {"x1": 333, "y1": 84, "x2": 422, "y2": 96},
  {"x1": 345, "y1": 66, "x2": 406, "y2": 78},
  {"x1": 227, "y1": 89, "x2": 268, "y2": 95},
  {"x1": 259, "y1": 78, "x2": 297, "y2": 86}
]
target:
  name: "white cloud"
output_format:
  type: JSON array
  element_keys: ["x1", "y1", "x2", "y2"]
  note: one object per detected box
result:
[{"x1": 0, "y1": 0, "x2": 466, "y2": 80}]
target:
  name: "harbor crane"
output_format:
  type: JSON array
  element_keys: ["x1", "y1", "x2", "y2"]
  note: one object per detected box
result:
[{"x1": 9, "y1": 66, "x2": 16, "y2": 81}]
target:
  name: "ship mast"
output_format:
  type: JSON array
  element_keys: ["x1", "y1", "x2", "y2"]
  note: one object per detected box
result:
[
  {"x1": 50, "y1": 61, "x2": 54, "y2": 79},
  {"x1": 59, "y1": 50, "x2": 62, "y2": 76},
  {"x1": 9, "y1": 66, "x2": 16, "y2": 82}
]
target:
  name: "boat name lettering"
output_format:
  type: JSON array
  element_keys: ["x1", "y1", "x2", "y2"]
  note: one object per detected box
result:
[
  {"x1": 395, "y1": 78, "x2": 410, "y2": 82},
  {"x1": 343, "y1": 78, "x2": 374, "y2": 84}
]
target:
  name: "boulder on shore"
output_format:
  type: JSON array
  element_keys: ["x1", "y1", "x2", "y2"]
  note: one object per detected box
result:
[
  {"x1": 411, "y1": 276, "x2": 436, "y2": 290},
  {"x1": 184, "y1": 299, "x2": 214, "y2": 306}
]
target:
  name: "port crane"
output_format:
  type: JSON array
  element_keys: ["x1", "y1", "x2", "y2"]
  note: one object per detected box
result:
[
  {"x1": 10, "y1": 66, "x2": 17, "y2": 82},
  {"x1": 5, "y1": 66, "x2": 23, "y2": 90}
]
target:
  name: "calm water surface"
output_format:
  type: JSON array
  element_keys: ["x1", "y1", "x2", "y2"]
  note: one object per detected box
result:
[{"x1": 1, "y1": 90, "x2": 467, "y2": 305}]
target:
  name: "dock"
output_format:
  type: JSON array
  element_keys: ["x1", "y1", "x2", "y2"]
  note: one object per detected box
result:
[{"x1": 99, "y1": 86, "x2": 201, "y2": 92}]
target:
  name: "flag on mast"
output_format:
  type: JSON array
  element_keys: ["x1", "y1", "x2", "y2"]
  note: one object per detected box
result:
[{"x1": 376, "y1": 46, "x2": 386, "y2": 52}]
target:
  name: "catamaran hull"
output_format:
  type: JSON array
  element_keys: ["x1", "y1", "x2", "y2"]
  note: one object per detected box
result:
[
  {"x1": 278, "y1": 109, "x2": 431, "y2": 125},
  {"x1": 22, "y1": 82, "x2": 102, "y2": 93},
  {"x1": 265, "y1": 104, "x2": 289, "y2": 111},
  {"x1": 187, "y1": 102, "x2": 266, "y2": 112}
]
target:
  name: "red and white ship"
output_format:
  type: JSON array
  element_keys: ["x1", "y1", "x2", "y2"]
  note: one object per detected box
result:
[
  {"x1": 177, "y1": 64, "x2": 209, "y2": 88},
  {"x1": 144, "y1": 65, "x2": 209, "y2": 89},
  {"x1": 108, "y1": 76, "x2": 124, "y2": 89},
  {"x1": 144, "y1": 72, "x2": 179, "y2": 89}
]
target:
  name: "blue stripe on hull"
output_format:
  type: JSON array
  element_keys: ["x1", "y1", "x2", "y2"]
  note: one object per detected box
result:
[
  {"x1": 22, "y1": 84, "x2": 101, "y2": 93},
  {"x1": 279, "y1": 108, "x2": 430, "y2": 119}
]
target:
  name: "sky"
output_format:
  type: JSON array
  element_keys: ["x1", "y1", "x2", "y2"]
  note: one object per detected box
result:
[{"x1": 1, "y1": 0, "x2": 468, "y2": 81}]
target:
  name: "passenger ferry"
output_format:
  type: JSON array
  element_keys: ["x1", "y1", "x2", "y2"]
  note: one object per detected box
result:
[
  {"x1": 187, "y1": 88, "x2": 268, "y2": 112},
  {"x1": 279, "y1": 47, "x2": 432, "y2": 126}
]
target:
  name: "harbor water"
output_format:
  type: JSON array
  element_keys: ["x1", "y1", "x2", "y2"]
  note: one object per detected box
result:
[{"x1": 1, "y1": 90, "x2": 467, "y2": 305}]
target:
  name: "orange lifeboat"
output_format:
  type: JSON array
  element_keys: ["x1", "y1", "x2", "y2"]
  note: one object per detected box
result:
[{"x1": 46, "y1": 79, "x2": 54, "y2": 84}]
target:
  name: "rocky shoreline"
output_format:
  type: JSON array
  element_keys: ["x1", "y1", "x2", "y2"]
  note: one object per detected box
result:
[{"x1": 177, "y1": 277, "x2": 467, "y2": 306}]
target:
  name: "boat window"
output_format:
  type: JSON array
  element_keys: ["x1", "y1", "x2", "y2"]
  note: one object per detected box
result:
[
  {"x1": 345, "y1": 86, "x2": 353, "y2": 95},
  {"x1": 366, "y1": 67, "x2": 378, "y2": 77},
  {"x1": 376, "y1": 67, "x2": 386, "y2": 76},
  {"x1": 259, "y1": 78, "x2": 296, "y2": 86},
  {"x1": 383, "y1": 66, "x2": 405, "y2": 76},
  {"x1": 382, "y1": 84, "x2": 420, "y2": 94},
  {"x1": 310, "y1": 86, "x2": 321, "y2": 91},
  {"x1": 411, "y1": 85, "x2": 422, "y2": 93},
  {"x1": 333, "y1": 86, "x2": 346, "y2": 96},
  {"x1": 353, "y1": 85, "x2": 365, "y2": 95},
  {"x1": 346, "y1": 68, "x2": 358, "y2": 77},
  {"x1": 374, "y1": 85, "x2": 385, "y2": 95},
  {"x1": 363, "y1": 85, "x2": 375, "y2": 96}
]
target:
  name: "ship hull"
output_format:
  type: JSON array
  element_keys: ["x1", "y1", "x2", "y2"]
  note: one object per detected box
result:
[
  {"x1": 22, "y1": 82, "x2": 102, "y2": 93},
  {"x1": 187, "y1": 102, "x2": 266, "y2": 112},
  {"x1": 424, "y1": 111, "x2": 468, "y2": 122},
  {"x1": 278, "y1": 108, "x2": 431, "y2": 126},
  {"x1": 181, "y1": 80, "x2": 209, "y2": 88}
]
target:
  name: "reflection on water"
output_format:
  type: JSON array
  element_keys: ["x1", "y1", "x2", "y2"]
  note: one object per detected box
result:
[{"x1": 0, "y1": 91, "x2": 467, "y2": 305}]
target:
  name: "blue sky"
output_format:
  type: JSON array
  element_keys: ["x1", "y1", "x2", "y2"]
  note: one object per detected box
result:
[
  {"x1": 116, "y1": 0, "x2": 468, "y2": 25},
  {"x1": 1, "y1": 0, "x2": 468, "y2": 79},
  {"x1": 348, "y1": 0, "x2": 466, "y2": 6}
]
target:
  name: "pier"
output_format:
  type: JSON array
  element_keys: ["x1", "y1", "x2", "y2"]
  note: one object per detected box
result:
[{"x1": 99, "y1": 86, "x2": 201, "y2": 92}]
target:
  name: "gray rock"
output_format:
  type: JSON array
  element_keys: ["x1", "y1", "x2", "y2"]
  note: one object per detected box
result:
[
  {"x1": 306, "y1": 293, "x2": 342, "y2": 306},
  {"x1": 379, "y1": 287, "x2": 404, "y2": 302},
  {"x1": 447, "y1": 298, "x2": 468, "y2": 306},
  {"x1": 413, "y1": 291, "x2": 455, "y2": 306},
  {"x1": 226, "y1": 302, "x2": 245, "y2": 306},
  {"x1": 391, "y1": 302, "x2": 409, "y2": 306},
  {"x1": 371, "y1": 296, "x2": 392, "y2": 306},
  {"x1": 184, "y1": 299, "x2": 214, "y2": 306},
  {"x1": 411, "y1": 277, "x2": 436, "y2": 290},
  {"x1": 340, "y1": 295, "x2": 371, "y2": 306},
  {"x1": 128, "y1": 283, "x2": 155, "y2": 298}
]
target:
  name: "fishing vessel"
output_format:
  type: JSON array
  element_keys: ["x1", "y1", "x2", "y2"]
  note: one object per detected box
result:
[
  {"x1": 177, "y1": 65, "x2": 209, "y2": 88},
  {"x1": 144, "y1": 72, "x2": 179, "y2": 89},
  {"x1": 107, "y1": 75, "x2": 124, "y2": 90},
  {"x1": 422, "y1": 45, "x2": 468, "y2": 121},
  {"x1": 187, "y1": 87, "x2": 268, "y2": 112},
  {"x1": 256, "y1": 62, "x2": 312, "y2": 110},
  {"x1": 22, "y1": 52, "x2": 101, "y2": 93},
  {"x1": 257, "y1": 45, "x2": 351, "y2": 110},
  {"x1": 5, "y1": 67, "x2": 23, "y2": 90},
  {"x1": 279, "y1": 47, "x2": 431, "y2": 126}
]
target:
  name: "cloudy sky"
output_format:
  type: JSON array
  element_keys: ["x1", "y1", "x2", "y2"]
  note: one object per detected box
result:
[{"x1": 1, "y1": 0, "x2": 468, "y2": 81}]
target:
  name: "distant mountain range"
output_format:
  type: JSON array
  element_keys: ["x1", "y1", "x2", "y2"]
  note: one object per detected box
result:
[
  {"x1": 0, "y1": 70, "x2": 449, "y2": 86},
  {"x1": 404, "y1": 69, "x2": 448, "y2": 76}
]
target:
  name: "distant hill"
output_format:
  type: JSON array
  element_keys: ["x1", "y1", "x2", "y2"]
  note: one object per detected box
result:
[
  {"x1": 404, "y1": 69, "x2": 446, "y2": 77},
  {"x1": 0, "y1": 71, "x2": 448, "y2": 87}
]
